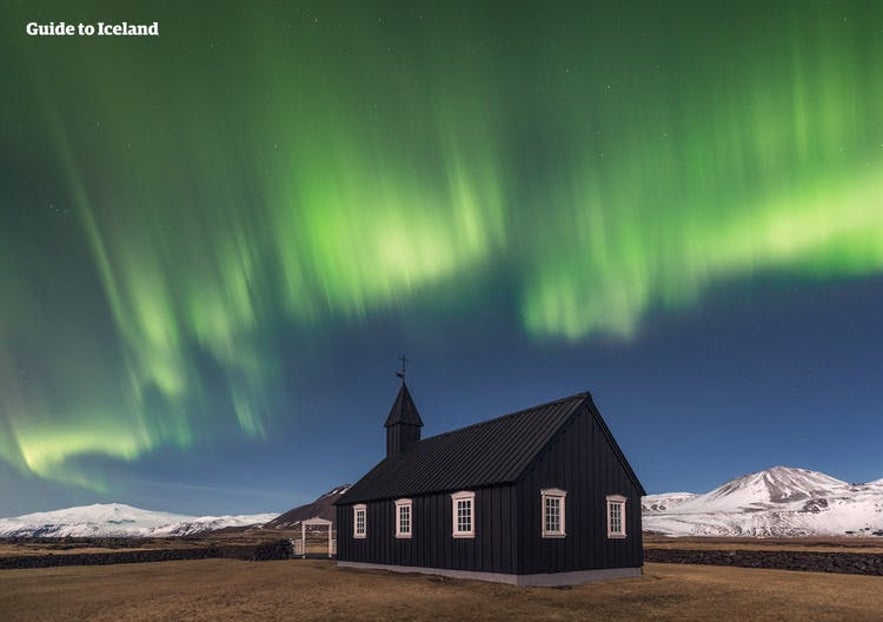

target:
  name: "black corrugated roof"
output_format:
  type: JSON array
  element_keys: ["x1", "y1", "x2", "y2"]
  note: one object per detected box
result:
[
  {"x1": 384, "y1": 382, "x2": 424, "y2": 428},
  {"x1": 337, "y1": 392, "x2": 592, "y2": 505}
]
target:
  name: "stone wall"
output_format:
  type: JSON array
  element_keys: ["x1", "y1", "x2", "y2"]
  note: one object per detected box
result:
[
  {"x1": 0, "y1": 539, "x2": 293, "y2": 570},
  {"x1": 645, "y1": 548, "x2": 883, "y2": 576}
]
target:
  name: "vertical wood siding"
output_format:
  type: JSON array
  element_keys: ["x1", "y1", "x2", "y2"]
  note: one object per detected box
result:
[
  {"x1": 336, "y1": 485, "x2": 519, "y2": 573},
  {"x1": 515, "y1": 403, "x2": 643, "y2": 574}
]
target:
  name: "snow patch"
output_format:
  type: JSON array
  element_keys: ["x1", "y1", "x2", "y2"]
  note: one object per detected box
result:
[{"x1": 642, "y1": 492, "x2": 698, "y2": 513}]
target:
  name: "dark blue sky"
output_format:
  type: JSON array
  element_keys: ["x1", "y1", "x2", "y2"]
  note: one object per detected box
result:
[{"x1": 2, "y1": 0, "x2": 882, "y2": 516}]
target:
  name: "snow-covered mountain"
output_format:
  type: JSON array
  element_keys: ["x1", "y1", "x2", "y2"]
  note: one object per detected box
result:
[
  {"x1": 641, "y1": 492, "x2": 699, "y2": 513},
  {"x1": 643, "y1": 466, "x2": 883, "y2": 537},
  {"x1": 0, "y1": 503, "x2": 276, "y2": 538}
]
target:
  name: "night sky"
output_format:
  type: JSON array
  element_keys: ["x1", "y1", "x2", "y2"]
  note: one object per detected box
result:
[{"x1": 2, "y1": 0, "x2": 882, "y2": 516}]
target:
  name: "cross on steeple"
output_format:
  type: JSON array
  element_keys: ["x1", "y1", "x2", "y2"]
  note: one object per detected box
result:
[{"x1": 396, "y1": 354, "x2": 409, "y2": 381}]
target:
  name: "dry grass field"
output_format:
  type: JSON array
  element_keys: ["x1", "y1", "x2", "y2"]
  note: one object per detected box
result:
[{"x1": 2, "y1": 559, "x2": 882, "y2": 622}]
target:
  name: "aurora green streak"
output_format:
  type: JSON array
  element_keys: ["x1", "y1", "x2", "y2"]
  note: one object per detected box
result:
[{"x1": 1, "y1": 1, "x2": 881, "y2": 489}]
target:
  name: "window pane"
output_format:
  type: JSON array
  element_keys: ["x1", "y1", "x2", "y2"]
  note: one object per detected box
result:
[
  {"x1": 457, "y1": 499, "x2": 472, "y2": 532},
  {"x1": 399, "y1": 505, "x2": 410, "y2": 534},
  {"x1": 608, "y1": 501, "x2": 624, "y2": 535},
  {"x1": 544, "y1": 497, "x2": 560, "y2": 532}
]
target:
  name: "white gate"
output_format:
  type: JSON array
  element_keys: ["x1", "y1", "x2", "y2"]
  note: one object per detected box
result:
[{"x1": 294, "y1": 517, "x2": 334, "y2": 558}]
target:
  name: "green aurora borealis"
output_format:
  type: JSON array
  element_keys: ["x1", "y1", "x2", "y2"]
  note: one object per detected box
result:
[{"x1": 2, "y1": 1, "x2": 883, "y2": 506}]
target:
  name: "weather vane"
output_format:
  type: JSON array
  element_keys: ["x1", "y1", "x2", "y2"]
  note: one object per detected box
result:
[{"x1": 396, "y1": 354, "x2": 409, "y2": 381}]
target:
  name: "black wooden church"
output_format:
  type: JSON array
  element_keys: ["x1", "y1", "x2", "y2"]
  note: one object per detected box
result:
[{"x1": 335, "y1": 382, "x2": 645, "y2": 586}]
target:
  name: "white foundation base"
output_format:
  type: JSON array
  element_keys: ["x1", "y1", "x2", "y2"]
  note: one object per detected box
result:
[{"x1": 337, "y1": 561, "x2": 643, "y2": 587}]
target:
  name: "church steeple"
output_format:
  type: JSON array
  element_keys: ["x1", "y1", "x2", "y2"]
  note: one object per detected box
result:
[{"x1": 384, "y1": 381, "x2": 423, "y2": 458}]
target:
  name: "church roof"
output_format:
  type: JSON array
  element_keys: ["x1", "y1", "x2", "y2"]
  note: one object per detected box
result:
[
  {"x1": 337, "y1": 391, "x2": 643, "y2": 505},
  {"x1": 383, "y1": 382, "x2": 423, "y2": 428}
]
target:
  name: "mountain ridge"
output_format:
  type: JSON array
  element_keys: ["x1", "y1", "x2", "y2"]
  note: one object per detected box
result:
[
  {"x1": 4, "y1": 468, "x2": 880, "y2": 539},
  {"x1": 0, "y1": 485, "x2": 352, "y2": 538},
  {"x1": 264, "y1": 484, "x2": 349, "y2": 529},
  {"x1": 643, "y1": 466, "x2": 883, "y2": 537},
  {"x1": 0, "y1": 503, "x2": 276, "y2": 538}
]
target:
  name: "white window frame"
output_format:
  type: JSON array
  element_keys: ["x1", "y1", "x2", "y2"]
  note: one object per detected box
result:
[
  {"x1": 353, "y1": 504, "x2": 367, "y2": 539},
  {"x1": 606, "y1": 495, "x2": 627, "y2": 539},
  {"x1": 541, "y1": 488, "x2": 567, "y2": 538},
  {"x1": 450, "y1": 491, "x2": 475, "y2": 538},
  {"x1": 394, "y1": 498, "x2": 413, "y2": 539}
]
